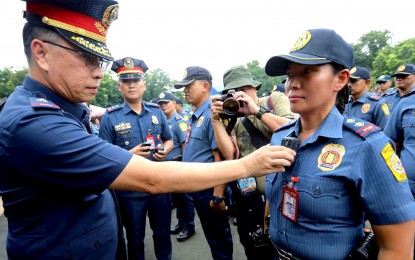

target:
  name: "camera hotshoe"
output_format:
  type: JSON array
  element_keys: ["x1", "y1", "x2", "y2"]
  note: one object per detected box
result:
[{"x1": 219, "y1": 89, "x2": 244, "y2": 117}]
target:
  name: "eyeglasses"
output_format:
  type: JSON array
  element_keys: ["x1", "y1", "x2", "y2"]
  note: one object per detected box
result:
[{"x1": 42, "y1": 41, "x2": 110, "y2": 71}]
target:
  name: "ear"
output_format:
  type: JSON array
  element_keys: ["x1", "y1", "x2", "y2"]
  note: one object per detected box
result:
[
  {"x1": 335, "y1": 69, "x2": 350, "y2": 92},
  {"x1": 202, "y1": 81, "x2": 210, "y2": 93},
  {"x1": 31, "y1": 39, "x2": 50, "y2": 71}
]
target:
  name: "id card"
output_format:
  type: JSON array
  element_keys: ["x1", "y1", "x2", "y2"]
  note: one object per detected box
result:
[
  {"x1": 185, "y1": 124, "x2": 192, "y2": 143},
  {"x1": 282, "y1": 182, "x2": 298, "y2": 222},
  {"x1": 236, "y1": 177, "x2": 257, "y2": 196}
]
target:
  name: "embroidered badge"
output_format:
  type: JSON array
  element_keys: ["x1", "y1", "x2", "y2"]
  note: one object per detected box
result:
[
  {"x1": 397, "y1": 65, "x2": 406, "y2": 72},
  {"x1": 290, "y1": 31, "x2": 312, "y2": 52},
  {"x1": 381, "y1": 143, "x2": 407, "y2": 182},
  {"x1": 361, "y1": 104, "x2": 370, "y2": 113},
  {"x1": 114, "y1": 122, "x2": 131, "y2": 131},
  {"x1": 152, "y1": 115, "x2": 159, "y2": 125},
  {"x1": 179, "y1": 122, "x2": 187, "y2": 132},
  {"x1": 346, "y1": 118, "x2": 355, "y2": 123},
  {"x1": 124, "y1": 57, "x2": 134, "y2": 69},
  {"x1": 317, "y1": 144, "x2": 345, "y2": 171},
  {"x1": 197, "y1": 116, "x2": 204, "y2": 127},
  {"x1": 381, "y1": 103, "x2": 390, "y2": 115}
]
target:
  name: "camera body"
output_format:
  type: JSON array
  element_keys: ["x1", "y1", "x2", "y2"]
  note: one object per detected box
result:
[
  {"x1": 155, "y1": 146, "x2": 164, "y2": 154},
  {"x1": 281, "y1": 137, "x2": 300, "y2": 152},
  {"x1": 249, "y1": 224, "x2": 269, "y2": 248},
  {"x1": 219, "y1": 89, "x2": 244, "y2": 117}
]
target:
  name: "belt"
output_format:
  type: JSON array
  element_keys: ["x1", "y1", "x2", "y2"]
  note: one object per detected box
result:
[{"x1": 271, "y1": 240, "x2": 302, "y2": 260}]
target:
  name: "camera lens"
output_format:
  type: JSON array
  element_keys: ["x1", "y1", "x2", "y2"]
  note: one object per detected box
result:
[{"x1": 223, "y1": 98, "x2": 240, "y2": 116}]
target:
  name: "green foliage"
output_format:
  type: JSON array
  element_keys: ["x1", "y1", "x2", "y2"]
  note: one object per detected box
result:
[
  {"x1": 352, "y1": 30, "x2": 391, "y2": 70},
  {"x1": 143, "y1": 68, "x2": 173, "y2": 102},
  {"x1": 0, "y1": 67, "x2": 28, "y2": 98},
  {"x1": 246, "y1": 60, "x2": 285, "y2": 97}
]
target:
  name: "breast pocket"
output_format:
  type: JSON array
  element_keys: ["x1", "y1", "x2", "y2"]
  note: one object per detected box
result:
[
  {"x1": 189, "y1": 128, "x2": 208, "y2": 151},
  {"x1": 115, "y1": 130, "x2": 136, "y2": 149},
  {"x1": 402, "y1": 110, "x2": 415, "y2": 144},
  {"x1": 295, "y1": 175, "x2": 352, "y2": 222}
]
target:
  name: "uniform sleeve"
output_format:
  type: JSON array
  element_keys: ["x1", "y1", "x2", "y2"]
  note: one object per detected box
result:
[
  {"x1": 269, "y1": 92, "x2": 297, "y2": 119},
  {"x1": 207, "y1": 114, "x2": 218, "y2": 151},
  {"x1": 359, "y1": 133, "x2": 415, "y2": 224},
  {"x1": 99, "y1": 112, "x2": 116, "y2": 144},
  {"x1": 373, "y1": 99, "x2": 390, "y2": 129},
  {"x1": 177, "y1": 120, "x2": 187, "y2": 144},
  {"x1": 383, "y1": 101, "x2": 404, "y2": 144},
  {"x1": 10, "y1": 111, "x2": 132, "y2": 194}
]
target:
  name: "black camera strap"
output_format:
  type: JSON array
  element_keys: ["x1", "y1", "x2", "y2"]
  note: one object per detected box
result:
[{"x1": 241, "y1": 117, "x2": 269, "y2": 149}]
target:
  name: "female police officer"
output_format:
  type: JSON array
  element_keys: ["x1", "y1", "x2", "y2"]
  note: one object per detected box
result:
[{"x1": 264, "y1": 29, "x2": 415, "y2": 259}]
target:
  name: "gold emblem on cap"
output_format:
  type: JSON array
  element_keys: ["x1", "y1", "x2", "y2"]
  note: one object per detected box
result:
[
  {"x1": 102, "y1": 4, "x2": 119, "y2": 28},
  {"x1": 290, "y1": 31, "x2": 312, "y2": 52},
  {"x1": 397, "y1": 65, "x2": 406, "y2": 72},
  {"x1": 124, "y1": 58, "x2": 134, "y2": 69},
  {"x1": 350, "y1": 67, "x2": 357, "y2": 74},
  {"x1": 159, "y1": 93, "x2": 165, "y2": 98},
  {"x1": 183, "y1": 69, "x2": 188, "y2": 79}
]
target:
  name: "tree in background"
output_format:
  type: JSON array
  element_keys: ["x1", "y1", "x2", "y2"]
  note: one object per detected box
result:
[
  {"x1": 352, "y1": 30, "x2": 392, "y2": 70},
  {"x1": 91, "y1": 72, "x2": 122, "y2": 108},
  {"x1": 0, "y1": 67, "x2": 28, "y2": 98},
  {"x1": 143, "y1": 68, "x2": 172, "y2": 102},
  {"x1": 246, "y1": 60, "x2": 285, "y2": 96}
]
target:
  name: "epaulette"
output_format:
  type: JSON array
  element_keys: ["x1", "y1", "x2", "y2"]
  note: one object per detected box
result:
[
  {"x1": 145, "y1": 102, "x2": 159, "y2": 108},
  {"x1": 367, "y1": 94, "x2": 381, "y2": 101},
  {"x1": 175, "y1": 115, "x2": 182, "y2": 121},
  {"x1": 275, "y1": 120, "x2": 296, "y2": 132},
  {"x1": 106, "y1": 104, "x2": 122, "y2": 113},
  {"x1": 29, "y1": 97, "x2": 60, "y2": 110},
  {"x1": 343, "y1": 117, "x2": 381, "y2": 139}
]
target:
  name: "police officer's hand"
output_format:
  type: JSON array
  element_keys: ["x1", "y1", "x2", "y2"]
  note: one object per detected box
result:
[
  {"x1": 243, "y1": 145, "x2": 296, "y2": 176},
  {"x1": 153, "y1": 145, "x2": 166, "y2": 161},
  {"x1": 209, "y1": 200, "x2": 227, "y2": 212},
  {"x1": 210, "y1": 95, "x2": 224, "y2": 122},
  {"x1": 232, "y1": 91, "x2": 260, "y2": 116},
  {"x1": 131, "y1": 143, "x2": 151, "y2": 158}
]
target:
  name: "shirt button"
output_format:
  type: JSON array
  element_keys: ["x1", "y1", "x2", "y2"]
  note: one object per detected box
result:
[
  {"x1": 314, "y1": 186, "x2": 321, "y2": 195},
  {"x1": 94, "y1": 241, "x2": 101, "y2": 248}
]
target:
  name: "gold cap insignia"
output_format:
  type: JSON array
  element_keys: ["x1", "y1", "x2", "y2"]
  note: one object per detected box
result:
[
  {"x1": 124, "y1": 58, "x2": 134, "y2": 69},
  {"x1": 290, "y1": 31, "x2": 312, "y2": 52},
  {"x1": 159, "y1": 93, "x2": 165, "y2": 98},
  {"x1": 102, "y1": 4, "x2": 119, "y2": 28},
  {"x1": 183, "y1": 69, "x2": 188, "y2": 79},
  {"x1": 350, "y1": 67, "x2": 357, "y2": 74},
  {"x1": 397, "y1": 65, "x2": 406, "y2": 72}
]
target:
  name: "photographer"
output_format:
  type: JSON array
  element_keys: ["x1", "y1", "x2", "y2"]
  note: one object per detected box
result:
[{"x1": 211, "y1": 65, "x2": 297, "y2": 259}]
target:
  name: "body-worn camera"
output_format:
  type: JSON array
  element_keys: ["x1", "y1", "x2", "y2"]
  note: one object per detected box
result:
[
  {"x1": 219, "y1": 89, "x2": 244, "y2": 116},
  {"x1": 281, "y1": 137, "x2": 300, "y2": 152}
]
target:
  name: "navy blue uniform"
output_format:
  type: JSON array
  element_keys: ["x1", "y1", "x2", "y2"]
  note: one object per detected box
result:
[
  {"x1": 167, "y1": 113, "x2": 195, "y2": 230},
  {"x1": 344, "y1": 92, "x2": 390, "y2": 129},
  {"x1": 266, "y1": 107, "x2": 415, "y2": 259},
  {"x1": 182, "y1": 99, "x2": 233, "y2": 260},
  {"x1": 99, "y1": 102, "x2": 173, "y2": 260},
  {"x1": 383, "y1": 88, "x2": 403, "y2": 113},
  {"x1": 384, "y1": 88, "x2": 415, "y2": 197},
  {"x1": 0, "y1": 76, "x2": 132, "y2": 259}
]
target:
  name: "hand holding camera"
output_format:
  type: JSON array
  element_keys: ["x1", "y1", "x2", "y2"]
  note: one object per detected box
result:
[{"x1": 153, "y1": 145, "x2": 166, "y2": 161}]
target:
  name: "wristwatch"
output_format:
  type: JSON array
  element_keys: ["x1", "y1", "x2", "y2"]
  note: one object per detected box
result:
[
  {"x1": 211, "y1": 195, "x2": 225, "y2": 204},
  {"x1": 256, "y1": 105, "x2": 271, "y2": 119}
]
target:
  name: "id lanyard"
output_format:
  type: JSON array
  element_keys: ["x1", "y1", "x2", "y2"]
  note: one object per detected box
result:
[
  {"x1": 282, "y1": 176, "x2": 299, "y2": 222},
  {"x1": 185, "y1": 123, "x2": 192, "y2": 143}
]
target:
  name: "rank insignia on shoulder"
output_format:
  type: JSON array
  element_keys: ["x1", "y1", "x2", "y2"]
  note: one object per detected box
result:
[
  {"x1": 343, "y1": 117, "x2": 380, "y2": 139},
  {"x1": 368, "y1": 94, "x2": 381, "y2": 101},
  {"x1": 381, "y1": 143, "x2": 407, "y2": 182},
  {"x1": 106, "y1": 104, "x2": 122, "y2": 113},
  {"x1": 29, "y1": 97, "x2": 60, "y2": 110},
  {"x1": 146, "y1": 102, "x2": 159, "y2": 107}
]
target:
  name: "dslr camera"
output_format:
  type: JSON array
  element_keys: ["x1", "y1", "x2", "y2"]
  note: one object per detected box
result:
[{"x1": 219, "y1": 89, "x2": 244, "y2": 117}]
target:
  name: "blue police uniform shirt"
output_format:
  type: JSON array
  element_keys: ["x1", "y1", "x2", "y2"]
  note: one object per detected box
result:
[
  {"x1": 344, "y1": 92, "x2": 390, "y2": 129},
  {"x1": 0, "y1": 76, "x2": 133, "y2": 259},
  {"x1": 383, "y1": 88, "x2": 404, "y2": 113},
  {"x1": 266, "y1": 107, "x2": 415, "y2": 260},
  {"x1": 166, "y1": 112, "x2": 187, "y2": 161},
  {"x1": 99, "y1": 101, "x2": 172, "y2": 197},
  {"x1": 182, "y1": 99, "x2": 217, "y2": 163},
  {"x1": 384, "y1": 89, "x2": 415, "y2": 196}
]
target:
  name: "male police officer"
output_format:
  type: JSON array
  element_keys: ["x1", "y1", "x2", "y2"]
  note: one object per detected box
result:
[
  {"x1": 99, "y1": 58, "x2": 174, "y2": 259},
  {"x1": 0, "y1": 0, "x2": 296, "y2": 258},
  {"x1": 156, "y1": 91, "x2": 196, "y2": 242},
  {"x1": 174, "y1": 66, "x2": 234, "y2": 259},
  {"x1": 344, "y1": 66, "x2": 390, "y2": 129}
]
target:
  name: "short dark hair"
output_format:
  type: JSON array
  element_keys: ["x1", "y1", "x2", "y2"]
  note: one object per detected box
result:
[{"x1": 23, "y1": 23, "x2": 62, "y2": 62}]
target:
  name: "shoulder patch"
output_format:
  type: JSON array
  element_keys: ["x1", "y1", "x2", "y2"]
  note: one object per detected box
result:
[
  {"x1": 343, "y1": 117, "x2": 381, "y2": 139},
  {"x1": 179, "y1": 122, "x2": 187, "y2": 132},
  {"x1": 368, "y1": 94, "x2": 381, "y2": 101},
  {"x1": 106, "y1": 104, "x2": 122, "y2": 113},
  {"x1": 275, "y1": 120, "x2": 296, "y2": 132},
  {"x1": 175, "y1": 115, "x2": 182, "y2": 121},
  {"x1": 403, "y1": 89, "x2": 415, "y2": 98},
  {"x1": 381, "y1": 142, "x2": 407, "y2": 182},
  {"x1": 29, "y1": 97, "x2": 60, "y2": 110}
]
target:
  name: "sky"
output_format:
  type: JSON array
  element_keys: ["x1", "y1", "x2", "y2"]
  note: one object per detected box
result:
[{"x1": 2, "y1": 0, "x2": 415, "y2": 88}]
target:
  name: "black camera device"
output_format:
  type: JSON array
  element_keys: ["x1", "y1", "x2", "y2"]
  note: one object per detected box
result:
[
  {"x1": 155, "y1": 146, "x2": 164, "y2": 154},
  {"x1": 249, "y1": 224, "x2": 269, "y2": 248},
  {"x1": 281, "y1": 137, "x2": 300, "y2": 152},
  {"x1": 219, "y1": 89, "x2": 244, "y2": 117}
]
